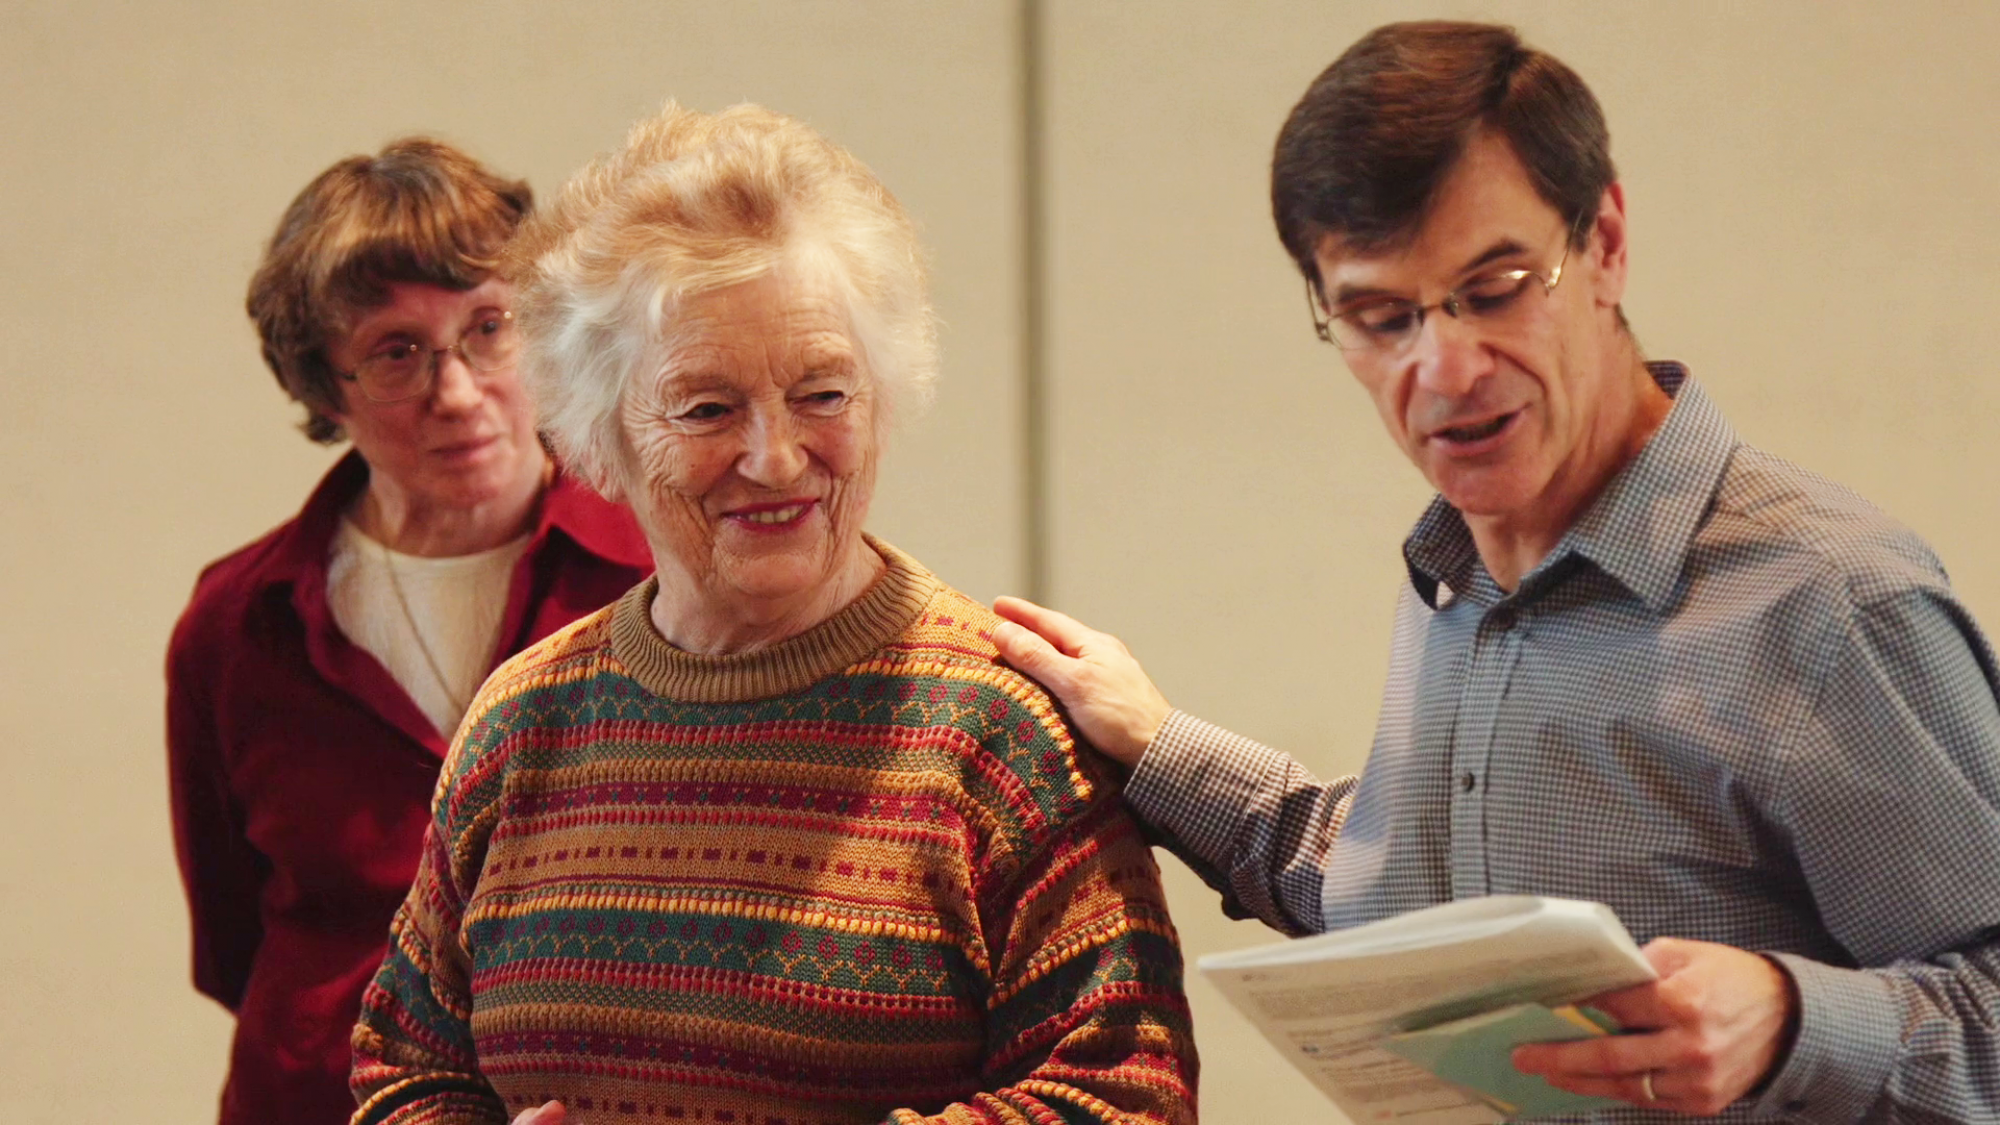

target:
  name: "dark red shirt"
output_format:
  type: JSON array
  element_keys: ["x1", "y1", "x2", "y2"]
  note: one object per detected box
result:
[{"x1": 165, "y1": 452, "x2": 652, "y2": 1125}]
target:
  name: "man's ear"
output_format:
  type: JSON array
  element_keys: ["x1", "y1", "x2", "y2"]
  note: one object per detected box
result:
[{"x1": 1590, "y1": 182, "x2": 1630, "y2": 310}]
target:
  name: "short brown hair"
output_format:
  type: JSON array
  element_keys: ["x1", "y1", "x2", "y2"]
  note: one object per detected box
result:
[
  {"x1": 1272, "y1": 21, "x2": 1614, "y2": 296},
  {"x1": 246, "y1": 138, "x2": 533, "y2": 443}
]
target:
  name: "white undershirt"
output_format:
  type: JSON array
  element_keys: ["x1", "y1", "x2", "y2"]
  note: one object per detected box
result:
[{"x1": 327, "y1": 519, "x2": 531, "y2": 738}]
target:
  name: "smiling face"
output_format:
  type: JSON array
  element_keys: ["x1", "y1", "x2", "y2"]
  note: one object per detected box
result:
[
  {"x1": 326, "y1": 277, "x2": 544, "y2": 518},
  {"x1": 618, "y1": 267, "x2": 880, "y2": 635},
  {"x1": 1315, "y1": 131, "x2": 1637, "y2": 531}
]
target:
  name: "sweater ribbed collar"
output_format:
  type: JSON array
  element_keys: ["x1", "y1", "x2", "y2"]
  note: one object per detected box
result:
[{"x1": 609, "y1": 535, "x2": 938, "y2": 703}]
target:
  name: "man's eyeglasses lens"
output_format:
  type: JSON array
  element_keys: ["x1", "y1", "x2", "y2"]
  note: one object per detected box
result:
[
  {"x1": 350, "y1": 312, "x2": 518, "y2": 402},
  {"x1": 1314, "y1": 226, "x2": 1574, "y2": 352},
  {"x1": 1326, "y1": 270, "x2": 1545, "y2": 351}
]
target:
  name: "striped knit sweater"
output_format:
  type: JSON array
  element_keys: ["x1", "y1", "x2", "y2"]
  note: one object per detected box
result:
[{"x1": 351, "y1": 540, "x2": 1197, "y2": 1125}]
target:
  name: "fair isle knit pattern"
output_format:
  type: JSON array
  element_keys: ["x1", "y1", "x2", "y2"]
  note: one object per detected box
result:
[{"x1": 351, "y1": 540, "x2": 1197, "y2": 1125}]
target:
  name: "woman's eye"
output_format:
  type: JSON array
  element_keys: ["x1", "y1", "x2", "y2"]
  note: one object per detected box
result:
[
  {"x1": 797, "y1": 390, "x2": 847, "y2": 412},
  {"x1": 680, "y1": 402, "x2": 731, "y2": 422},
  {"x1": 363, "y1": 343, "x2": 424, "y2": 373}
]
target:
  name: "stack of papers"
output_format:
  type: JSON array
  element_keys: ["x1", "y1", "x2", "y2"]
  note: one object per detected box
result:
[{"x1": 1198, "y1": 896, "x2": 1655, "y2": 1122}]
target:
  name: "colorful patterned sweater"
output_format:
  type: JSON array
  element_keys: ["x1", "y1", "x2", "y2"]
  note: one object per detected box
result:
[{"x1": 350, "y1": 540, "x2": 1197, "y2": 1125}]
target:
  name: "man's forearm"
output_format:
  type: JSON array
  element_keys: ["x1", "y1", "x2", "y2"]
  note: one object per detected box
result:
[
  {"x1": 1746, "y1": 945, "x2": 2000, "y2": 1124},
  {"x1": 1125, "y1": 710, "x2": 1354, "y2": 935}
]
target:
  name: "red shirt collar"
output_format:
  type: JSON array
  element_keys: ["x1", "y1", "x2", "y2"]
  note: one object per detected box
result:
[
  {"x1": 229, "y1": 449, "x2": 649, "y2": 757},
  {"x1": 539, "y1": 463, "x2": 655, "y2": 570},
  {"x1": 256, "y1": 449, "x2": 651, "y2": 587}
]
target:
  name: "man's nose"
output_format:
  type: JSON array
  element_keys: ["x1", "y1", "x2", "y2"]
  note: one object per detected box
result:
[
  {"x1": 427, "y1": 349, "x2": 483, "y2": 415},
  {"x1": 737, "y1": 407, "x2": 808, "y2": 486},
  {"x1": 1408, "y1": 309, "x2": 1495, "y2": 399}
]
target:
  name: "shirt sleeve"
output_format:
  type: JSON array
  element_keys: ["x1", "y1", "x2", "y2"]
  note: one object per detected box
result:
[
  {"x1": 1749, "y1": 586, "x2": 2000, "y2": 1124},
  {"x1": 1125, "y1": 711, "x2": 1354, "y2": 936},
  {"x1": 349, "y1": 740, "x2": 508, "y2": 1124},
  {"x1": 886, "y1": 785, "x2": 1198, "y2": 1125},
  {"x1": 165, "y1": 612, "x2": 268, "y2": 1011}
]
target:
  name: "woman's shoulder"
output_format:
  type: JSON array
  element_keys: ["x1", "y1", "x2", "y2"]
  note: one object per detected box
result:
[
  {"x1": 890, "y1": 582, "x2": 1059, "y2": 702},
  {"x1": 886, "y1": 580, "x2": 1116, "y2": 797},
  {"x1": 432, "y1": 598, "x2": 627, "y2": 819},
  {"x1": 466, "y1": 598, "x2": 626, "y2": 720},
  {"x1": 168, "y1": 514, "x2": 320, "y2": 670},
  {"x1": 869, "y1": 582, "x2": 1143, "y2": 899},
  {"x1": 177, "y1": 456, "x2": 366, "y2": 628}
]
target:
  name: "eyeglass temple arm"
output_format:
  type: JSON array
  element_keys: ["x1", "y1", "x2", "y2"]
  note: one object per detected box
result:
[{"x1": 1306, "y1": 276, "x2": 1334, "y2": 343}]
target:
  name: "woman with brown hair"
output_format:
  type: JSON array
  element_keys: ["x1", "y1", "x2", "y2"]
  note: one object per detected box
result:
[{"x1": 165, "y1": 138, "x2": 650, "y2": 1125}]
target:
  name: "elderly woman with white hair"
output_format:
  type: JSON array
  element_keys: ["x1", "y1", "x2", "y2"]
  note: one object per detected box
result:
[{"x1": 349, "y1": 104, "x2": 1198, "y2": 1125}]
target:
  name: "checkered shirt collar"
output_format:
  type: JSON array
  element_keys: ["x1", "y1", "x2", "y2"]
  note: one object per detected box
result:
[{"x1": 1403, "y1": 361, "x2": 1740, "y2": 613}]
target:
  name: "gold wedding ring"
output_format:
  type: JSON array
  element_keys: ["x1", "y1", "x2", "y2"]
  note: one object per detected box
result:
[{"x1": 1640, "y1": 1070, "x2": 1659, "y2": 1103}]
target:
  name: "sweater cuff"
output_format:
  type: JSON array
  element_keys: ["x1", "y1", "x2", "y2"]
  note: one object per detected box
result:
[
  {"x1": 1127, "y1": 710, "x2": 1290, "y2": 869},
  {"x1": 1747, "y1": 953, "x2": 1897, "y2": 1123}
]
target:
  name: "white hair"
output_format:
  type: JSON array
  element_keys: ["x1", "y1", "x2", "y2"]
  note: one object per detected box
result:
[{"x1": 506, "y1": 102, "x2": 939, "y2": 497}]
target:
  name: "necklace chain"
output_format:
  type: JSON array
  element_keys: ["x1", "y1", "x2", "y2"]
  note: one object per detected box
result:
[
  {"x1": 374, "y1": 538, "x2": 471, "y2": 723},
  {"x1": 356, "y1": 459, "x2": 550, "y2": 728}
]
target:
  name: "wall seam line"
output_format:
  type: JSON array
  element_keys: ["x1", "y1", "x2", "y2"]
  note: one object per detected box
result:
[{"x1": 1018, "y1": 0, "x2": 1049, "y2": 603}]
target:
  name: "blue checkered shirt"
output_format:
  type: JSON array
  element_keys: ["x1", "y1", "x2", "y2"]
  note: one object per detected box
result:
[{"x1": 1128, "y1": 364, "x2": 2000, "y2": 1123}]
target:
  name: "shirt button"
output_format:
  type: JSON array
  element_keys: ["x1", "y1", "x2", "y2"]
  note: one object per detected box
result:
[
  {"x1": 1489, "y1": 607, "x2": 1517, "y2": 632},
  {"x1": 1459, "y1": 770, "x2": 1478, "y2": 793}
]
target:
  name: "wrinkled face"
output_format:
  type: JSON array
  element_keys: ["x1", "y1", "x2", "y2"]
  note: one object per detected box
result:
[
  {"x1": 619, "y1": 268, "x2": 878, "y2": 613},
  {"x1": 326, "y1": 278, "x2": 542, "y2": 511},
  {"x1": 1314, "y1": 131, "x2": 1626, "y2": 523}
]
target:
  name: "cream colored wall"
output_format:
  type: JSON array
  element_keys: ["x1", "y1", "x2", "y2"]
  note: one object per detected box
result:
[
  {"x1": 1045, "y1": 2, "x2": 2000, "y2": 1120},
  {"x1": 4, "y1": 2, "x2": 1998, "y2": 1122}
]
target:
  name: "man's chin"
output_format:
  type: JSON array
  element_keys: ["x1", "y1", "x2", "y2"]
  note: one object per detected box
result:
[{"x1": 1429, "y1": 469, "x2": 1540, "y2": 520}]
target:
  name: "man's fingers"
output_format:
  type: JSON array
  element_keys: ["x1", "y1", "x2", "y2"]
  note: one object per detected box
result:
[
  {"x1": 992, "y1": 596, "x2": 1102, "y2": 657},
  {"x1": 991, "y1": 618, "x2": 1077, "y2": 686},
  {"x1": 1523, "y1": 941, "x2": 1792, "y2": 1115},
  {"x1": 1640, "y1": 936, "x2": 1700, "y2": 976},
  {"x1": 1514, "y1": 1028, "x2": 1666, "y2": 1079},
  {"x1": 511, "y1": 1101, "x2": 567, "y2": 1125},
  {"x1": 992, "y1": 595, "x2": 1170, "y2": 766},
  {"x1": 1534, "y1": 1070, "x2": 1665, "y2": 1105},
  {"x1": 1516, "y1": 1035, "x2": 1680, "y2": 1112},
  {"x1": 1581, "y1": 978, "x2": 1673, "y2": 1031}
]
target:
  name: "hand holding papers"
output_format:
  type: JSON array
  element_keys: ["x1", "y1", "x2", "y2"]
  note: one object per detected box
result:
[
  {"x1": 1198, "y1": 896, "x2": 1656, "y2": 1123},
  {"x1": 1383, "y1": 1003, "x2": 1624, "y2": 1118}
]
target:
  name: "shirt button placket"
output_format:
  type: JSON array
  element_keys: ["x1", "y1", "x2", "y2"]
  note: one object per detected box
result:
[{"x1": 1450, "y1": 604, "x2": 1523, "y2": 899}]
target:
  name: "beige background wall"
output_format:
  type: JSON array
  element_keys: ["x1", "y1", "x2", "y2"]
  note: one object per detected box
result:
[{"x1": 4, "y1": 3, "x2": 1997, "y2": 1122}]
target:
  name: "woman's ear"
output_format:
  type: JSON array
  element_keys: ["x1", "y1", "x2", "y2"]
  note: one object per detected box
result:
[
  {"x1": 545, "y1": 431, "x2": 626, "y2": 503},
  {"x1": 581, "y1": 453, "x2": 627, "y2": 504}
]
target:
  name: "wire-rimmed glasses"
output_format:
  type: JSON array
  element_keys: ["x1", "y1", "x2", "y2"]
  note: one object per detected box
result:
[
  {"x1": 1309, "y1": 225, "x2": 1577, "y2": 353},
  {"x1": 337, "y1": 310, "x2": 518, "y2": 403}
]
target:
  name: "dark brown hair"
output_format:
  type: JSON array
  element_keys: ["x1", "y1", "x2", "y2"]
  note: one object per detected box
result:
[
  {"x1": 246, "y1": 138, "x2": 533, "y2": 443},
  {"x1": 1272, "y1": 21, "x2": 1614, "y2": 297}
]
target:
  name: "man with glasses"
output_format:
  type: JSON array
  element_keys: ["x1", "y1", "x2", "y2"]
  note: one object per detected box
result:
[{"x1": 994, "y1": 20, "x2": 2000, "y2": 1122}]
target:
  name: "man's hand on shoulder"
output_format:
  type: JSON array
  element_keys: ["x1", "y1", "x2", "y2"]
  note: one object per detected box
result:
[
  {"x1": 512, "y1": 1100, "x2": 566, "y2": 1125},
  {"x1": 991, "y1": 597, "x2": 1171, "y2": 768},
  {"x1": 1511, "y1": 938, "x2": 1799, "y2": 1116}
]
